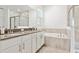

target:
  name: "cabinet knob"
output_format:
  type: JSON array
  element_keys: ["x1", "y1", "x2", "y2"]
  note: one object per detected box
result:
[
  {"x1": 19, "y1": 45, "x2": 21, "y2": 52},
  {"x1": 23, "y1": 43, "x2": 25, "y2": 50}
]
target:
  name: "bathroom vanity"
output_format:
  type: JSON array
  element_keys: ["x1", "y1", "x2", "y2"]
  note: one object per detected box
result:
[
  {"x1": 0, "y1": 29, "x2": 44, "y2": 53},
  {"x1": 0, "y1": 5, "x2": 44, "y2": 53}
]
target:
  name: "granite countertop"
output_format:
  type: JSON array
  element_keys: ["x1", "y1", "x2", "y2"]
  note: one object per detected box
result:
[{"x1": 0, "y1": 30, "x2": 42, "y2": 41}]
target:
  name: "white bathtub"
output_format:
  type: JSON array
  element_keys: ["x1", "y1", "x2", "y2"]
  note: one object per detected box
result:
[{"x1": 44, "y1": 33, "x2": 69, "y2": 39}]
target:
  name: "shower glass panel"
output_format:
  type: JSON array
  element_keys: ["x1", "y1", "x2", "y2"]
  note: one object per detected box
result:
[
  {"x1": 69, "y1": 6, "x2": 75, "y2": 53},
  {"x1": 70, "y1": 6, "x2": 79, "y2": 53},
  {"x1": 74, "y1": 6, "x2": 79, "y2": 52}
]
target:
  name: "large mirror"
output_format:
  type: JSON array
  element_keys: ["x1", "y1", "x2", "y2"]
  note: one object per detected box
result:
[
  {"x1": 9, "y1": 8, "x2": 29, "y2": 29},
  {"x1": 10, "y1": 16, "x2": 20, "y2": 29}
]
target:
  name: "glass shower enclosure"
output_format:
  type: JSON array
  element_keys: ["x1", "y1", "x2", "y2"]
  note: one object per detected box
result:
[{"x1": 69, "y1": 5, "x2": 79, "y2": 53}]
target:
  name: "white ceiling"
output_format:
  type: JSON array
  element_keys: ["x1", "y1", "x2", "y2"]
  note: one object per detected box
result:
[{"x1": 0, "y1": 5, "x2": 53, "y2": 13}]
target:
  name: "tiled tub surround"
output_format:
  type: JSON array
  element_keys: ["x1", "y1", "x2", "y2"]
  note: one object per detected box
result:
[
  {"x1": 44, "y1": 36, "x2": 70, "y2": 52},
  {"x1": 39, "y1": 28, "x2": 70, "y2": 53},
  {"x1": 44, "y1": 28, "x2": 68, "y2": 35}
]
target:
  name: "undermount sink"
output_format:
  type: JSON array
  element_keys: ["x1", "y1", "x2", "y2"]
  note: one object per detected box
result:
[{"x1": 3, "y1": 33, "x2": 21, "y2": 37}]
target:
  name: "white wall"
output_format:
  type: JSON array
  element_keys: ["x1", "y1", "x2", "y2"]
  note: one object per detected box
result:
[
  {"x1": 0, "y1": 8, "x2": 8, "y2": 28},
  {"x1": 0, "y1": 5, "x2": 29, "y2": 29},
  {"x1": 44, "y1": 5, "x2": 68, "y2": 28}
]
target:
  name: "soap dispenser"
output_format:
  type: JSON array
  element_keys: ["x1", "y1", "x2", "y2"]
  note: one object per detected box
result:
[{"x1": 1, "y1": 26, "x2": 5, "y2": 35}]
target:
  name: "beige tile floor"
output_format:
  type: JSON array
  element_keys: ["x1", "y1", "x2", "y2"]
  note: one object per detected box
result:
[{"x1": 38, "y1": 45, "x2": 69, "y2": 53}]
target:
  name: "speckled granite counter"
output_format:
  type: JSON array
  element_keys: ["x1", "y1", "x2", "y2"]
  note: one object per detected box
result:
[{"x1": 0, "y1": 30, "x2": 42, "y2": 41}]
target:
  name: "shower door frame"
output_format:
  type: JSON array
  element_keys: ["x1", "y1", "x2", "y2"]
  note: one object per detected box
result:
[{"x1": 69, "y1": 5, "x2": 79, "y2": 53}]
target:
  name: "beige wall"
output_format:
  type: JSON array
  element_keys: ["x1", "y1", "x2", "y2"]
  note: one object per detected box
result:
[{"x1": 44, "y1": 5, "x2": 68, "y2": 28}]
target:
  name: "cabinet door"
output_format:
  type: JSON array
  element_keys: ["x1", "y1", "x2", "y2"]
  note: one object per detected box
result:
[
  {"x1": 22, "y1": 35, "x2": 32, "y2": 53},
  {"x1": 36, "y1": 32, "x2": 44, "y2": 50},
  {"x1": 40, "y1": 32, "x2": 44, "y2": 46},
  {"x1": 25, "y1": 39, "x2": 32, "y2": 53},
  {"x1": 0, "y1": 36, "x2": 21, "y2": 53},
  {"x1": 1, "y1": 44, "x2": 19, "y2": 53},
  {"x1": 0, "y1": 37, "x2": 19, "y2": 50},
  {"x1": 21, "y1": 36, "x2": 25, "y2": 53},
  {"x1": 31, "y1": 33, "x2": 37, "y2": 53},
  {"x1": 37, "y1": 32, "x2": 42, "y2": 50}
]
